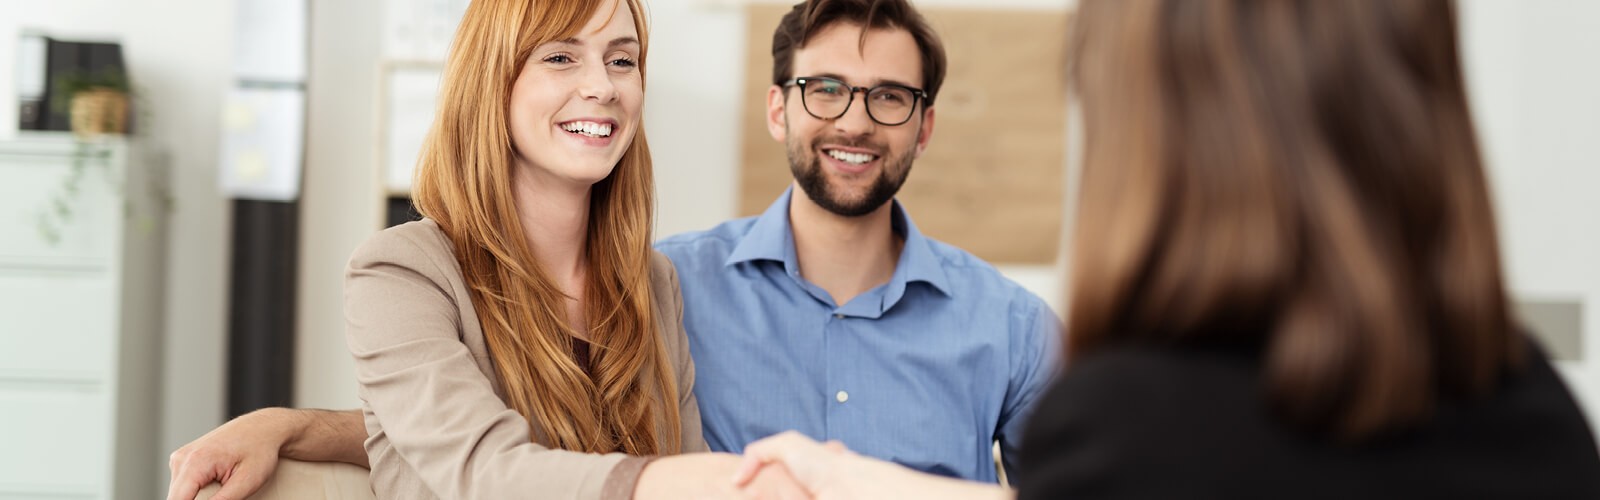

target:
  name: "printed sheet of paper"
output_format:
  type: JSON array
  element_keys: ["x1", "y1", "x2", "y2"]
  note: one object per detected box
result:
[
  {"x1": 382, "y1": 65, "x2": 444, "y2": 194},
  {"x1": 219, "y1": 87, "x2": 305, "y2": 201},
  {"x1": 232, "y1": 0, "x2": 308, "y2": 82},
  {"x1": 383, "y1": 0, "x2": 471, "y2": 61}
]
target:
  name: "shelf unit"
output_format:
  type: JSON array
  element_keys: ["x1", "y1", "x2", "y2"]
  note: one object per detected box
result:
[{"x1": 0, "y1": 133, "x2": 166, "y2": 500}]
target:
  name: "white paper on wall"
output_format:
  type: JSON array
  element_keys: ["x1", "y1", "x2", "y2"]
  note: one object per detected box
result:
[
  {"x1": 382, "y1": 65, "x2": 443, "y2": 194},
  {"x1": 16, "y1": 33, "x2": 49, "y2": 98},
  {"x1": 382, "y1": 0, "x2": 470, "y2": 61},
  {"x1": 218, "y1": 87, "x2": 305, "y2": 201}
]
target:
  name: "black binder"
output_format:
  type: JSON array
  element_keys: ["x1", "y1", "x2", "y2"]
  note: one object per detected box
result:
[{"x1": 16, "y1": 36, "x2": 127, "y2": 132}]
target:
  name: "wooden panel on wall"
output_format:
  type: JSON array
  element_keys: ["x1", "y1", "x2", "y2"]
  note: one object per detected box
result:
[{"x1": 739, "y1": 4, "x2": 1070, "y2": 264}]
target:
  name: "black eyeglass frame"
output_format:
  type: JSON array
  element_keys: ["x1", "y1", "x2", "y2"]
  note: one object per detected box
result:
[{"x1": 782, "y1": 76, "x2": 930, "y2": 126}]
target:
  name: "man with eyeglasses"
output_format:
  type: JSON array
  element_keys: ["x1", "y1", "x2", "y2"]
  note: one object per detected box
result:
[
  {"x1": 656, "y1": 0, "x2": 1058, "y2": 483},
  {"x1": 166, "y1": 0, "x2": 1058, "y2": 497}
]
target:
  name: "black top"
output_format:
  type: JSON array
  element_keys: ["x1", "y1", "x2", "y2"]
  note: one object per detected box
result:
[
  {"x1": 1017, "y1": 340, "x2": 1600, "y2": 499},
  {"x1": 572, "y1": 338, "x2": 594, "y2": 377}
]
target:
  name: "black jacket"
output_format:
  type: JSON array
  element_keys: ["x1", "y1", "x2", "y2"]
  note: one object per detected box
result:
[{"x1": 1018, "y1": 340, "x2": 1600, "y2": 499}]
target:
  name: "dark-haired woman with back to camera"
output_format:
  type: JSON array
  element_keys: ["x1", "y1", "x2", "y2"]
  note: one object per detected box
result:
[{"x1": 727, "y1": 0, "x2": 1600, "y2": 498}]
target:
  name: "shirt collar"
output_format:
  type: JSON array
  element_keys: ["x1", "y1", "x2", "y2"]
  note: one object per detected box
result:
[
  {"x1": 724, "y1": 187, "x2": 801, "y2": 269},
  {"x1": 888, "y1": 201, "x2": 953, "y2": 298},
  {"x1": 725, "y1": 187, "x2": 953, "y2": 300}
]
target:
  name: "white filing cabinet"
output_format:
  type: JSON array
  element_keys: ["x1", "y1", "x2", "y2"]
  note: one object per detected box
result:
[{"x1": 0, "y1": 134, "x2": 166, "y2": 500}]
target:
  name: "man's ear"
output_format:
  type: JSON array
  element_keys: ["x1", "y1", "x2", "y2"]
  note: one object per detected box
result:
[
  {"x1": 913, "y1": 106, "x2": 936, "y2": 159},
  {"x1": 766, "y1": 85, "x2": 788, "y2": 142}
]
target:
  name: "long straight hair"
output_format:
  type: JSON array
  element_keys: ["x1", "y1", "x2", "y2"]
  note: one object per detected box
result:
[
  {"x1": 411, "y1": 0, "x2": 680, "y2": 455},
  {"x1": 1066, "y1": 0, "x2": 1522, "y2": 441}
]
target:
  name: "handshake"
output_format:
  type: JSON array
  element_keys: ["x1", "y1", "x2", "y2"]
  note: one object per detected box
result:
[{"x1": 638, "y1": 431, "x2": 899, "y2": 500}]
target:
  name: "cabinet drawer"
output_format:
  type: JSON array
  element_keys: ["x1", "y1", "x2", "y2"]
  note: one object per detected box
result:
[
  {"x1": 0, "y1": 274, "x2": 113, "y2": 378},
  {"x1": 0, "y1": 148, "x2": 120, "y2": 268},
  {"x1": 0, "y1": 388, "x2": 109, "y2": 492}
]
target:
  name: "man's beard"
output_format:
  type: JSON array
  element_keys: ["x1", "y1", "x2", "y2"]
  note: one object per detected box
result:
[{"x1": 787, "y1": 134, "x2": 913, "y2": 217}]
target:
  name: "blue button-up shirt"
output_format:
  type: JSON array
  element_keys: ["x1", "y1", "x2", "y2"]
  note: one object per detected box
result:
[{"x1": 654, "y1": 188, "x2": 1061, "y2": 482}]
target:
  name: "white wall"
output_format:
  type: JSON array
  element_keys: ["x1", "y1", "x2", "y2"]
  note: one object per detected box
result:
[
  {"x1": 644, "y1": 1, "x2": 746, "y2": 241},
  {"x1": 0, "y1": 1, "x2": 235, "y2": 497},
  {"x1": 1460, "y1": 0, "x2": 1600, "y2": 434},
  {"x1": 292, "y1": 0, "x2": 384, "y2": 410}
]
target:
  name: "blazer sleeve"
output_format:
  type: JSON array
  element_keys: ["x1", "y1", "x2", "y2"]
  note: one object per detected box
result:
[
  {"x1": 654, "y1": 251, "x2": 709, "y2": 453},
  {"x1": 344, "y1": 228, "x2": 631, "y2": 500}
]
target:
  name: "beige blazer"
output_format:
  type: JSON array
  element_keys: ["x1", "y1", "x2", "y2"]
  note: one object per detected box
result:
[{"x1": 344, "y1": 219, "x2": 708, "y2": 500}]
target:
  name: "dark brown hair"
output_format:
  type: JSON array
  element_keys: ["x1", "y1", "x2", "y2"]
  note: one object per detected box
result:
[
  {"x1": 1065, "y1": 0, "x2": 1523, "y2": 441},
  {"x1": 771, "y1": 0, "x2": 948, "y2": 105}
]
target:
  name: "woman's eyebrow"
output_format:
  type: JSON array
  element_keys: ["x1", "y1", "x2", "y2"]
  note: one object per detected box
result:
[{"x1": 548, "y1": 36, "x2": 640, "y2": 49}]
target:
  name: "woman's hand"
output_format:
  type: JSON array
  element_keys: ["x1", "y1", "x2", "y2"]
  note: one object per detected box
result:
[
  {"x1": 729, "y1": 432, "x2": 862, "y2": 500},
  {"x1": 635, "y1": 452, "x2": 809, "y2": 500}
]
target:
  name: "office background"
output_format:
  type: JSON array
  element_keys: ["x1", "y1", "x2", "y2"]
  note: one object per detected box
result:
[{"x1": 0, "y1": 0, "x2": 1596, "y2": 497}]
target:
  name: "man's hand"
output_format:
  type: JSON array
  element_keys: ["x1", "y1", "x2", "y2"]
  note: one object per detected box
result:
[
  {"x1": 167, "y1": 407, "x2": 368, "y2": 500},
  {"x1": 166, "y1": 409, "x2": 294, "y2": 500},
  {"x1": 731, "y1": 431, "x2": 1011, "y2": 500}
]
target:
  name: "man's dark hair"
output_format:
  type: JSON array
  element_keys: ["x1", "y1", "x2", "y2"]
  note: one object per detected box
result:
[{"x1": 771, "y1": 0, "x2": 948, "y2": 106}]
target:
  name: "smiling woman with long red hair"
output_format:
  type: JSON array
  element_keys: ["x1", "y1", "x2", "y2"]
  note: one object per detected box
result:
[
  {"x1": 408, "y1": 0, "x2": 674, "y2": 459},
  {"x1": 342, "y1": 0, "x2": 798, "y2": 498}
]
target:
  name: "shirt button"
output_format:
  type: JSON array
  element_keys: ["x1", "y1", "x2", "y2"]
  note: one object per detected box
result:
[
  {"x1": 836, "y1": 390, "x2": 849, "y2": 403},
  {"x1": 833, "y1": 313, "x2": 845, "y2": 319}
]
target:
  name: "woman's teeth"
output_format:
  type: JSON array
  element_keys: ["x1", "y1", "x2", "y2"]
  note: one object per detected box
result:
[
  {"x1": 826, "y1": 150, "x2": 876, "y2": 165},
  {"x1": 561, "y1": 121, "x2": 612, "y2": 138}
]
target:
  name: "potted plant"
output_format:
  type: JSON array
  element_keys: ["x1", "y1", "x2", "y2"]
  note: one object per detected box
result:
[
  {"x1": 35, "y1": 68, "x2": 158, "y2": 245},
  {"x1": 53, "y1": 68, "x2": 132, "y2": 138}
]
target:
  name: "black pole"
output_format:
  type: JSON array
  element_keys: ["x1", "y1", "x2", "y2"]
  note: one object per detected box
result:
[
  {"x1": 226, "y1": 199, "x2": 300, "y2": 417},
  {"x1": 222, "y1": 0, "x2": 308, "y2": 420}
]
